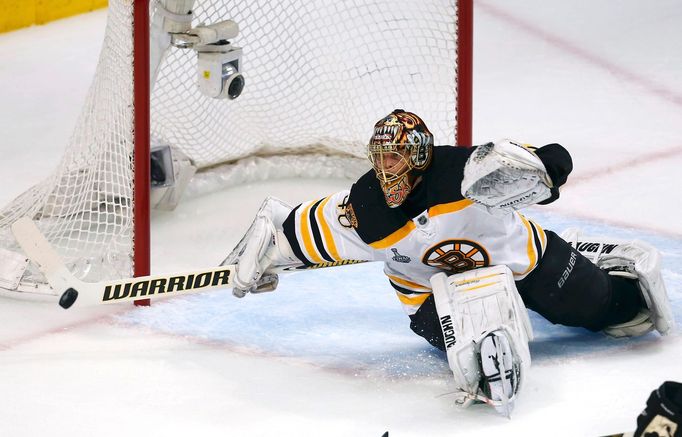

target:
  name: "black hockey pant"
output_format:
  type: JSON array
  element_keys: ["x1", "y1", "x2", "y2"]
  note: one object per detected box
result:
[{"x1": 409, "y1": 230, "x2": 644, "y2": 351}]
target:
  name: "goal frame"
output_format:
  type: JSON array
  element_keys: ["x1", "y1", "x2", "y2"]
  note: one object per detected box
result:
[{"x1": 130, "y1": 0, "x2": 474, "y2": 305}]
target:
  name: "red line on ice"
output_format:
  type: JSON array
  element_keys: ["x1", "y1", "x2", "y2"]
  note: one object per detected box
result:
[
  {"x1": 0, "y1": 308, "x2": 125, "y2": 351},
  {"x1": 476, "y1": 1, "x2": 682, "y2": 109},
  {"x1": 568, "y1": 144, "x2": 682, "y2": 185},
  {"x1": 477, "y1": 3, "x2": 682, "y2": 236}
]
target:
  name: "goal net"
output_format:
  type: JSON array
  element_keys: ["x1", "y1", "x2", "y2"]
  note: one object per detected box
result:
[{"x1": 0, "y1": 0, "x2": 470, "y2": 298}]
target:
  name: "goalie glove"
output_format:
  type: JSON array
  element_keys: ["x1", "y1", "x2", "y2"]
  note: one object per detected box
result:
[
  {"x1": 461, "y1": 139, "x2": 553, "y2": 215},
  {"x1": 221, "y1": 197, "x2": 301, "y2": 298}
]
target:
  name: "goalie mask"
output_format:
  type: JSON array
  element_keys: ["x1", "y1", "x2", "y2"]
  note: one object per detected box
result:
[{"x1": 367, "y1": 109, "x2": 433, "y2": 208}]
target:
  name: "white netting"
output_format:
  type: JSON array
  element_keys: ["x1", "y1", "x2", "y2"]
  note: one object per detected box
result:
[
  {"x1": 0, "y1": 0, "x2": 136, "y2": 295},
  {"x1": 0, "y1": 0, "x2": 459, "y2": 296}
]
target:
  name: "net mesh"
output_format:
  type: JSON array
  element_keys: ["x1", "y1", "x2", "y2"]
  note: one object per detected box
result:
[{"x1": 0, "y1": 0, "x2": 459, "y2": 295}]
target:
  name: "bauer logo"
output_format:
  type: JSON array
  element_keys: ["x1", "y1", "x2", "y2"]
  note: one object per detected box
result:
[
  {"x1": 557, "y1": 251, "x2": 577, "y2": 288},
  {"x1": 439, "y1": 315, "x2": 457, "y2": 349},
  {"x1": 101, "y1": 269, "x2": 232, "y2": 302}
]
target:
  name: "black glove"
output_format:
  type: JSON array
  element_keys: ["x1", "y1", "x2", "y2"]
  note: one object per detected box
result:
[{"x1": 634, "y1": 381, "x2": 682, "y2": 437}]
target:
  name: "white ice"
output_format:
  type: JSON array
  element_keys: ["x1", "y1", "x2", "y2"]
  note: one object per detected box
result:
[{"x1": 1, "y1": 1, "x2": 681, "y2": 436}]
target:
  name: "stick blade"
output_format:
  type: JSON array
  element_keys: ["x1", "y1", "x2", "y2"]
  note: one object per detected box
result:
[
  {"x1": 10, "y1": 217, "x2": 63, "y2": 275},
  {"x1": 11, "y1": 217, "x2": 82, "y2": 306}
]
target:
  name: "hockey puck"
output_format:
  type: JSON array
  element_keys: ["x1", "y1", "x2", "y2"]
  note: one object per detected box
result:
[{"x1": 59, "y1": 288, "x2": 79, "y2": 309}]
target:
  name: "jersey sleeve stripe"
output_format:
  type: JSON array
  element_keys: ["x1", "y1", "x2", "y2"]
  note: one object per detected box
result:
[
  {"x1": 528, "y1": 220, "x2": 545, "y2": 257},
  {"x1": 369, "y1": 221, "x2": 416, "y2": 249},
  {"x1": 299, "y1": 201, "x2": 324, "y2": 264},
  {"x1": 282, "y1": 205, "x2": 315, "y2": 266},
  {"x1": 532, "y1": 220, "x2": 547, "y2": 254},
  {"x1": 428, "y1": 199, "x2": 474, "y2": 217},
  {"x1": 309, "y1": 199, "x2": 334, "y2": 262},
  {"x1": 395, "y1": 291, "x2": 432, "y2": 306},
  {"x1": 387, "y1": 277, "x2": 432, "y2": 307},
  {"x1": 388, "y1": 279, "x2": 428, "y2": 295},
  {"x1": 516, "y1": 213, "x2": 539, "y2": 276},
  {"x1": 316, "y1": 196, "x2": 341, "y2": 261},
  {"x1": 386, "y1": 274, "x2": 430, "y2": 290}
]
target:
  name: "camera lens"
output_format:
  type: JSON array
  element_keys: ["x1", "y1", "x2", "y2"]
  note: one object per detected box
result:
[{"x1": 227, "y1": 74, "x2": 245, "y2": 99}]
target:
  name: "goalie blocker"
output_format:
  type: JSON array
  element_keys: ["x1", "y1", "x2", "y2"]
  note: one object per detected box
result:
[{"x1": 221, "y1": 197, "x2": 304, "y2": 297}]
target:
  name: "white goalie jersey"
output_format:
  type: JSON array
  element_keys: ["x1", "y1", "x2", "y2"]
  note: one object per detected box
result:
[{"x1": 282, "y1": 146, "x2": 547, "y2": 315}]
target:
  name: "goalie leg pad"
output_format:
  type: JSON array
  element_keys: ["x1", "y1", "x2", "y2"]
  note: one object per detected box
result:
[
  {"x1": 560, "y1": 228, "x2": 675, "y2": 336},
  {"x1": 517, "y1": 230, "x2": 647, "y2": 333},
  {"x1": 430, "y1": 265, "x2": 533, "y2": 416}
]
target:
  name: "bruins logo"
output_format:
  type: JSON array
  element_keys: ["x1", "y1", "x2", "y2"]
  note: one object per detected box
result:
[{"x1": 422, "y1": 239, "x2": 489, "y2": 273}]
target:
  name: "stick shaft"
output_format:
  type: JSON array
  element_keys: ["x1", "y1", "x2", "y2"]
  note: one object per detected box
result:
[
  {"x1": 88, "y1": 265, "x2": 235, "y2": 305},
  {"x1": 11, "y1": 217, "x2": 236, "y2": 307},
  {"x1": 11, "y1": 217, "x2": 367, "y2": 308}
]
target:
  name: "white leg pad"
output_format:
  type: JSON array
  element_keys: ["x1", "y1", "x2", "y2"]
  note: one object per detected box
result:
[
  {"x1": 561, "y1": 228, "x2": 675, "y2": 336},
  {"x1": 430, "y1": 265, "x2": 533, "y2": 415}
]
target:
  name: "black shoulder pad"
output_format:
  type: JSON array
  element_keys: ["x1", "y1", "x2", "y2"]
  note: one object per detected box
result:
[
  {"x1": 347, "y1": 170, "x2": 412, "y2": 245},
  {"x1": 422, "y1": 145, "x2": 472, "y2": 205}
]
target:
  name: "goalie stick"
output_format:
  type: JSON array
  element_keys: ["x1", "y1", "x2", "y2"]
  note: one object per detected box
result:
[
  {"x1": 11, "y1": 217, "x2": 364, "y2": 309},
  {"x1": 10, "y1": 217, "x2": 242, "y2": 309}
]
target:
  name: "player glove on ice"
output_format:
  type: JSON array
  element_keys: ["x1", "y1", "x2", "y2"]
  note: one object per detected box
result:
[{"x1": 632, "y1": 381, "x2": 682, "y2": 437}]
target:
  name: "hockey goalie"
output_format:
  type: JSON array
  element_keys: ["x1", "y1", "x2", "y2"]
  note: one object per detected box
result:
[{"x1": 223, "y1": 109, "x2": 675, "y2": 416}]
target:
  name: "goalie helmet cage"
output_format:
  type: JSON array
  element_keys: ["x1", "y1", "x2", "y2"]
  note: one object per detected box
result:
[{"x1": 0, "y1": 0, "x2": 472, "y2": 302}]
